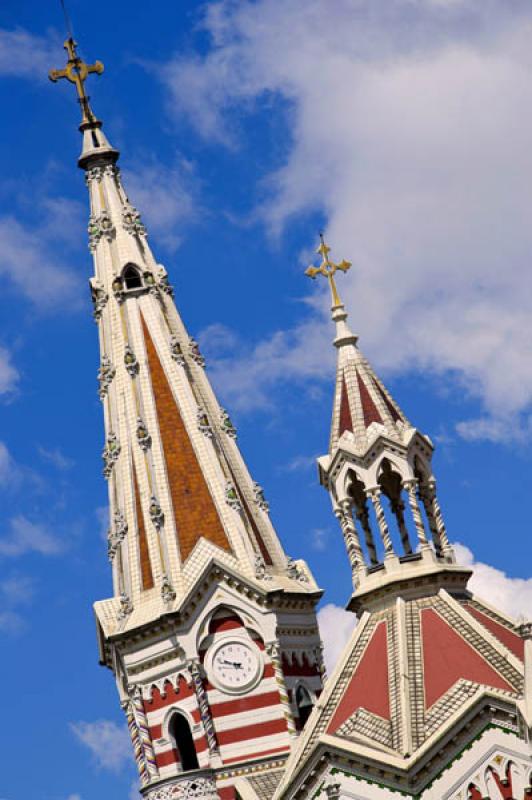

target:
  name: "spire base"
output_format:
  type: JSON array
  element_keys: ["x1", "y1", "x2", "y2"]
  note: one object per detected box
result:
[{"x1": 347, "y1": 556, "x2": 472, "y2": 614}]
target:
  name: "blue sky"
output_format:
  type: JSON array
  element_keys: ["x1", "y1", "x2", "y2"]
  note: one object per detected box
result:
[{"x1": 1, "y1": 1, "x2": 532, "y2": 799}]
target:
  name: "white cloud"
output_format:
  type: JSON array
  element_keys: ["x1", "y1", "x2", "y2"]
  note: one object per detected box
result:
[
  {"x1": 278, "y1": 454, "x2": 317, "y2": 473},
  {"x1": 66, "y1": 795, "x2": 82, "y2": 800},
  {"x1": 0, "y1": 28, "x2": 59, "y2": 80},
  {"x1": 71, "y1": 720, "x2": 132, "y2": 772},
  {"x1": 454, "y1": 542, "x2": 532, "y2": 620},
  {"x1": 317, "y1": 602, "x2": 357, "y2": 675},
  {"x1": 311, "y1": 528, "x2": 329, "y2": 551},
  {"x1": 122, "y1": 156, "x2": 198, "y2": 253},
  {"x1": 96, "y1": 506, "x2": 110, "y2": 543},
  {"x1": 0, "y1": 574, "x2": 34, "y2": 635},
  {"x1": 0, "y1": 442, "x2": 13, "y2": 484},
  {"x1": 0, "y1": 611, "x2": 24, "y2": 634},
  {"x1": 158, "y1": 0, "x2": 532, "y2": 438},
  {"x1": 0, "y1": 515, "x2": 63, "y2": 557},
  {"x1": 0, "y1": 216, "x2": 78, "y2": 310},
  {"x1": 0, "y1": 348, "x2": 18, "y2": 396},
  {"x1": 38, "y1": 446, "x2": 74, "y2": 471}
]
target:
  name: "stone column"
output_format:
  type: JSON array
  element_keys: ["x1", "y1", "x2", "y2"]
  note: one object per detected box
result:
[
  {"x1": 367, "y1": 488, "x2": 394, "y2": 557},
  {"x1": 122, "y1": 697, "x2": 149, "y2": 786},
  {"x1": 390, "y1": 497, "x2": 412, "y2": 555},
  {"x1": 427, "y1": 479, "x2": 453, "y2": 558},
  {"x1": 403, "y1": 480, "x2": 429, "y2": 550},
  {"x1": 313, "y1": 642, "x2": 327, "y2": 683},
  {"x1": 335, "y1": 501, "x2": 365, "y2": 583},
  {"x1": 354, "y1": 503, "x2": 378, "y2": 565},
  {"x1": 266, "y1": 642, "x2": 297, "y2": 738},
  {"x1": 130, "y1": 684, "x2": 159, "y2": 780},
  {"x1": 519, "y1": 621, "x2": 532, "y2": 729},
  {"x1": 188, "y1": 659, "x2": 220, "y2": 759}
]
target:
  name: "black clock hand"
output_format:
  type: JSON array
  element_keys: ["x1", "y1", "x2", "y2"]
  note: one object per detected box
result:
[{"x1": 219, "y1": 659, "x2": 243, "y2": 669}]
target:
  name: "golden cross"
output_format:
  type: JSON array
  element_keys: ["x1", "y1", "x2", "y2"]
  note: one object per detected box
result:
[
  {"x1": 305, "y1": 234, "x2": 352, "y2": 307},
  {"x1": 49, "y1": 38, "x2": 104, "y2": 124}
]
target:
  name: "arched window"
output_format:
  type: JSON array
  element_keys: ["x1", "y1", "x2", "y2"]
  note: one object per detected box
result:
[
  {"x1": 295, "y1": 684, "x2": 314, "y2": 728},
  {"x1": 123, "y1": 264, "x2": 142, "y2": 290},
  {"x1": 168, "y1": 713, "x2": 199, "y2": 772}
]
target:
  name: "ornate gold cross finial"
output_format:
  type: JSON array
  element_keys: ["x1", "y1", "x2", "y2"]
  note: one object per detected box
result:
[
  {"x1": 305, "y1": 234, "x2": 352, "y2": 308},
  {"x1": 49, "y1": 38, "x2": 104, "y2": 125}
]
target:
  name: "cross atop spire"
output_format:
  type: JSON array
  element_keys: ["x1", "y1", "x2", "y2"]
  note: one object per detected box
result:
[
  {"x1": 49, "y1": 38, "x2": 104, "y2": 126},
  {"x1": 305, "y1": 234, "x2": 352, "y2": 308}
]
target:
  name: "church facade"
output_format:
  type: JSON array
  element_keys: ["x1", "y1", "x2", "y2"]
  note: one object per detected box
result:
[{"x1": 48, "y1": 36, "x2": 532, "y2": 800}]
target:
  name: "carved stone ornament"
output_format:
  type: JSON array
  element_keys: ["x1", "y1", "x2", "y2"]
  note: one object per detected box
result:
[
  {"x1": 91, "y1": 281, "x2": 108, "y2": 321},
  {"x1": 97, "y1": 355, "x2": 115, "y2": 399},
  {"x1": 144, "y1": 775, "x2": 219, "y2": 800},
  {"x1": 104, "y1": 163, "x2": 119, "y2": 180},
  {"x1": 117, "y1": 591, "x2": 133, "y2": 621},
  {"x1": 189, "y1": 337, "x2": 205, "y2": 367},
  {"x1": 161, "y1": 573, "x2": 176, "y2": 603},
  {"x1": 220, "y1": 409, "x2": 237, "y2": 438},
  {"x1": 124, "y1": 345, "x2": 139, "y2": 377},
  {"x1": 197, "y1": 408, "x2": 213, "y2": 438},
  {"x1": 141, "y1": 270, "x2": 157, "y2": 296},
  {"x1": 108, "y1": 509, "x2": 128, "y2": 561},
  {"x1": 121, "y1": 203, "x2": 147, "y2": 237},
  {"x1": 157, "y1": 266, "x2": 174, "y2": 296},
  {"x1": 286, "y1": 556, "x2": 309, "y2": 583},
  {"x1": 112, "y1": 275, "x2": 125, "y2": 304},
  {"x1": 88, "y1": 210, "x2": 115, "y2": 252},
  {"x1": 102, "y1": 431, "x2": 121, "y2": 479},
  {"x1": 253, "y1": 481, "x2": 269, "y2": 512},
  {"x1": 85, "y1": 164, "x2": 120, "y2": 185},
  {"x1": 85, "y1": 166, "x2": 104, "y2": 185},
  {"x1": 149, "y1": 495, "x2": 164, "y2": 531},
  {"x1": 170, "y1": 335, "x2": 185, "y2": 366},
  {"x1": 225, "y1": 481, "x2": 242, "y2": 511},
  {"x1": 254, "y1": 553, "x2": 272, "y2": 581},
  {"x1": 136, "y1": 417, "x2": 151, "y2": 451}
]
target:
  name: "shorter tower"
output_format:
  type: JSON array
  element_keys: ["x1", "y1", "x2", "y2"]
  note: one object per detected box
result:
[
  {"x1": 49, "y1": 40, "x2": 325, "y2": 800},
  {"x1": 276, "y1": 239, "x2": 532, "y2": 800}
]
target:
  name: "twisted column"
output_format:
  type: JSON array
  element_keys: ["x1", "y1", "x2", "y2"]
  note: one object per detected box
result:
[
  {"x1": 427, "y1": 479, "x2": 453, "y2": 557},
  {"x1": 354, "y1": 504, "x2": 378, "y2": 565},
  {"x1": 130, "y1": 685, "x2": 158, "y2": 780},
  {"x1": 418, "y1": 485, "x2": 442, "y2": 555},
  {"x1": 313, "y1": 643, "x2": 327, "y2": 683},
  {"x1": 403, "y1": 480, "x2": 429, "y2": 549},
  {"x1": 335, "y1": 501, "x2": 364, "y2": 582},
  {"x1": 266, "y1": 642, "x2": 297, "y2": 738},
  {"x1": 390, "y1": 497, "x2": 413, "y2": 555},
  {"x1": 188, "y1": 660, "x2": 219, "y2": 757},
  {"x1": 123, "y1": 698, "x2": 149, "y2": 785},
  {"x1": 367, "y1": 488, "x2": 394, "y2": 557}
]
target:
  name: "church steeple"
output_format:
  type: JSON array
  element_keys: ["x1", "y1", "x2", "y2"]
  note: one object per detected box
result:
[
  {"x1": 50, "y1": 39, "x2": 324, "y2": 798},
  {"x1": 307, "y1": 237, "x2": 459, "y2": 611}
]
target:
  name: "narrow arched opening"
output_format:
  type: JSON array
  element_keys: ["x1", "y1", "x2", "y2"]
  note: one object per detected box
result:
[
  {"x1": 168, "y1": 712, "x2": 199, "y2": 772},
  {"x1": 123, "y1": 264, "x2": 143, "y2": 290},
  {"x1": 295, "y1": 684, "x2": 314, "y2": 728},
  {"x1": 378, "y1": 458, "x2": 413, "y2": 557},
  {"x1": 347, "y1": 470, "x2": 379, "y2": 567}
]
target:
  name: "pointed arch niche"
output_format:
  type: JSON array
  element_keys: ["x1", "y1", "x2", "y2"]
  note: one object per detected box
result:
[{"x1": 123, "y1": 263, "x2": 143, "y2": 290}]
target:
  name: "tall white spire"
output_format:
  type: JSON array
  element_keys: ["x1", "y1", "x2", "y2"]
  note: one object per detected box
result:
[{"x1": 49, "y1": 37, "x2": 325, "y2": 797}]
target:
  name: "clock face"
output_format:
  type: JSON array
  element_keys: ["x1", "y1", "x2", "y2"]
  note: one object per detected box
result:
[{"x1": 208, "y1": 639, "x2": 262, "y2": 694}]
